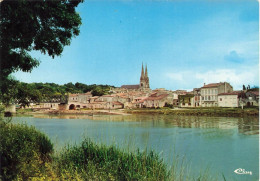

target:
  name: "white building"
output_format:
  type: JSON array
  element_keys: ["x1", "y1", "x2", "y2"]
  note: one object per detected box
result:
[
  {"x1": 218, "y1": 92, "x2": 239, "y2": 107},
  {"x1": 201, "y1": 82, "x2": 233, "y2": 107}
]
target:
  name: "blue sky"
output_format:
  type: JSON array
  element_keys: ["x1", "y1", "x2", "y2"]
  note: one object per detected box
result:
[{"x1": 14, "y1": 0, "x2": 259, "y2": 90}]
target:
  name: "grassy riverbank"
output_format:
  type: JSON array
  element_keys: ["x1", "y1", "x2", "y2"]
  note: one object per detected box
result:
[
  {"x1": 0, "y1": 118, "x2": 219, "y2": 181},
  {"x1": 124, "y1": 107, "x2": 259, "y2": 117},
  {"x1": 14, "y1": 106, "x2": 259, "y2": 117},
  {"x1": 0, "y1": 120, "x2": 169, "y2": 180}
]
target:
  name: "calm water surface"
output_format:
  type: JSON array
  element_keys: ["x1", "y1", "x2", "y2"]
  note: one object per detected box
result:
[{"x1": 12, "y1": 114, "x2": 259, "y2": 181}]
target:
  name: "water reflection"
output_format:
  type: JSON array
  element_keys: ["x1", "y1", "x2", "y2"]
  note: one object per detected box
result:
[{"x1": 18, "y1": 113, "x2": 259, "y2": 135}]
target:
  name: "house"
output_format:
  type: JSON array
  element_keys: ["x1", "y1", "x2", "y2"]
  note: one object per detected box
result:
[
  {"x1": 218, "y1": 92, "x2": 240, "y2": 107},
  {"x1": 193, "y1": 88, "x2": 201, "y2": 107},
  {"x1": 107, "y1": 101, "x2": 124, "y2": 109},
  {"x1": 68, "y1": 92, "x2": 92, "y2": 109},
  {"x1": 178, "y1": 94, "x2": 195, "y2": 107},
  {"x1": 245, "y1": 91, "x2": 259, "y2": 106},
  {"x1": 139, "y1": 93, "x2": 170, "y2": 108},
  {"x1": 200, "y1": 82, "x2": 233, "y2": 107}
]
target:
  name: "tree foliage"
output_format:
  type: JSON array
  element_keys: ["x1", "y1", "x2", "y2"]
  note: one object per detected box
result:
[
  {"x1": 0, "y1": 0, "x2": 83, "y2": 105},
  {"x1": 0, "y1": 76, "x2": 19, "y2": 105},
  {"x1": 0, "y1": 0, "x2": 83, "y2": 78},
  {"x1": 0, "y1": 81, "x2": 114, "y2": 106}
]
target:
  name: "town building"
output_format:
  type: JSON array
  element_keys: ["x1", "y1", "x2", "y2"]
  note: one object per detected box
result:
[
  {"x1": 193, "y1": 88, "x2": 201, "y2": 107},
  {"x1": 179, "y1": 94, "x2": 195, "y2": 107},
  {"x1": 200, "y1": 82, "x2": 233, "y2": 107},
  {"x1": 136, "y1": 92, "x2": 170, "y2": 108},
  {"x1": 218, "y1": 92, "x2": 240, "y2": 107},
  {"x1": 68, "y1": 92, "x2": 92, "y2": 109},
  {"x1": 245, "y1": 91, "x2": 259, "y2": 106}
]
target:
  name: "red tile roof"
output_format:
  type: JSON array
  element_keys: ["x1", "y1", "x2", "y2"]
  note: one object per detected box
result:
[
  {"x1": 121, "y1": 85, "x2": 140, "y2": 89},
  {"x1": 202, "y1": 83, "x2": 222, "y2": 88},
  {"x1": 218, "y1": 92, "x2": 239, "y2": 95},
  {"x1": 145, "y1": 94, "x2": 169, "y2": 101},
  {"x1": 248, "y1": 91, "x2": 259, "y2": 96},
  {"x1": 69, "y1": 94, "x2": 78, "y2": 97},
  {"x1": 112, "y1": 101, "x2": 124, "y2": 105},
  {"x1": 102, "y1": 95, "x2": 116, "y2": 97}
]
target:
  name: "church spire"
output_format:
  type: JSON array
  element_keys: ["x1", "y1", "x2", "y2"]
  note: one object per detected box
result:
[
  {"x1": 140, "y1": 63, "x2": 150, "y2": 89},
  {"x1": 141, "y1": 63, "x2": 144, "y2": 79},
  {"x1": 145, "y1": 64, "x2": 148, "y2": 78}
]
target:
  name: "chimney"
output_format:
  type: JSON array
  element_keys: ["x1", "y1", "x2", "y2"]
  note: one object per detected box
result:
[{"x1": 204, "y1": 83, "x2": 205, "y2": 86}]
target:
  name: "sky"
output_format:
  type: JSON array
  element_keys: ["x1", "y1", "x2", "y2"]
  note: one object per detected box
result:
[{"x1": 13, "y1": 0, "x2": 259, "y2": 91}]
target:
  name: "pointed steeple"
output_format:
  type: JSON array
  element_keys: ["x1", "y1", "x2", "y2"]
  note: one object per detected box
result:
[
  {"x1": 141, "y1": 63, "x2": 144, "y2": 79},
  {"x1": 145, "y1": 64, "x2": 148, "y2": 78}
]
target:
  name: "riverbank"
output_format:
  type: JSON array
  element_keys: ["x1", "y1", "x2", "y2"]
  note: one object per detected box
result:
[
  {"x1": 1, "y1": 120, "x2": 211, "y2": 181},
  {"x1": 16, "y1": 108, "x2": 131, "y2": 116},
  {"x1": 16, "y1": 107, "x2": 259, "y2": 117},
  {"x1": 124, "y1": 107, "x2": 259, "y2": 117}
]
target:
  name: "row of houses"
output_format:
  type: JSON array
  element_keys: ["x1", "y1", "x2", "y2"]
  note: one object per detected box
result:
[
  {"x1": 65, "y1": 82, "x2": 258, "y2": 110},
  {"x1": 179, "y1": 82, "x2": 259, "y2": 108},
  {"x1": 67, "y1": 90, "x2": 173, "y2": 110}
]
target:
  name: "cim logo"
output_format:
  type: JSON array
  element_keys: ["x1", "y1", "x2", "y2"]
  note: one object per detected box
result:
[{"x1": 234, "y1": 168, "x2": 252, "y2": 175}]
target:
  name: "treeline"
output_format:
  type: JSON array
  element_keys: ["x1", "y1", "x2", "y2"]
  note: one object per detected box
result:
[
  {"x1": 0, "y1": 78, "x2": 115, "y2": 107},
  {"x1": 24, "y1": 82, "x2": 114, "y2": 96}
]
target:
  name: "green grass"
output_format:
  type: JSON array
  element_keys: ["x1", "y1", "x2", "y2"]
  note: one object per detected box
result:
[
  {"x1": 56, "y1": 139, "x2": 169, "y2": 180},
  {"x1": 125, "y1": 107, "x2": 259, "y2": 117},
  {"x1": 16, "y1": 108, "x2": 34, "y2": 114}
]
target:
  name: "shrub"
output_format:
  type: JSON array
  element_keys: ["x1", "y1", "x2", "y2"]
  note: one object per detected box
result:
[{"x1": 0, "y1": 122, "x2": 53, "y2": 180}]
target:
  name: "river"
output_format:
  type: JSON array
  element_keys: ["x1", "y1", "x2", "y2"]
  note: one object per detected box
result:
[{"x1": 12, "y1": 114, "x2": 259, "y2": 181}]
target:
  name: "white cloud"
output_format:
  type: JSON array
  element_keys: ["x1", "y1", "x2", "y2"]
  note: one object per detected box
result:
[
  {"x1": 195, "y1": 69, "x2": 258, "y2": 89},
  {"x1": 164, "y1": 68, "x2": 259, "y2": 90}
]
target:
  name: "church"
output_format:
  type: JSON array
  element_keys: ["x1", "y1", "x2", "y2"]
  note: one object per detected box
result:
[{"x1": 120, "y1": 63, "x2": 150, "y2": 91}]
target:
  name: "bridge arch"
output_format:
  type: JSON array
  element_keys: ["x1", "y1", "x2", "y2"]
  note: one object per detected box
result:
[{"x1": 69, "y1": 104, "x2": 75, "y2": 110}]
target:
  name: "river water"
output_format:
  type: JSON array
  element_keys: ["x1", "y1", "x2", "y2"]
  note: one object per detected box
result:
[{"x1": 12, "y1": 114, "x2": 259, "y2": 180}]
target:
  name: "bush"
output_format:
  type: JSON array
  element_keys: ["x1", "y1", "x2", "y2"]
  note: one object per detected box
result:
[
  {"x1": 57, "y1": 139, "x2": 169, "y2": 180},
  {"x1": 0, "y1": 122, "x2": 53, "y2": 180}
]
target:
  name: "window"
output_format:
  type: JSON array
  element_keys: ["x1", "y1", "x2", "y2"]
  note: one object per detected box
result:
[
  {"x1": 202, "y1": 96, "x2": 204, "y2": 100},
  {"x1": 208, "y1": 96, "x2": 210, "y2": 100},
  {"x1": 220, "y1": 98, "x2": 222, "y2": 101}
]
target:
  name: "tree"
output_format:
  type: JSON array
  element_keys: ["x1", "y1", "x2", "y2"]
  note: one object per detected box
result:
[
  {"x1": 243, "y1": 85, "x2": 246, "y2": 90},
  {"x1": 0, "y1": 0, "x2": 83, "y2": 104},
  {"x1": 16, "y1": 83, "x2": 42, "y2": 108},
  {"x1": 0, "y1": 76, "x2": 19, "y2": 105},
  {"x1": 92, "y1": 86, "x2": 105, "y2": 96}
]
